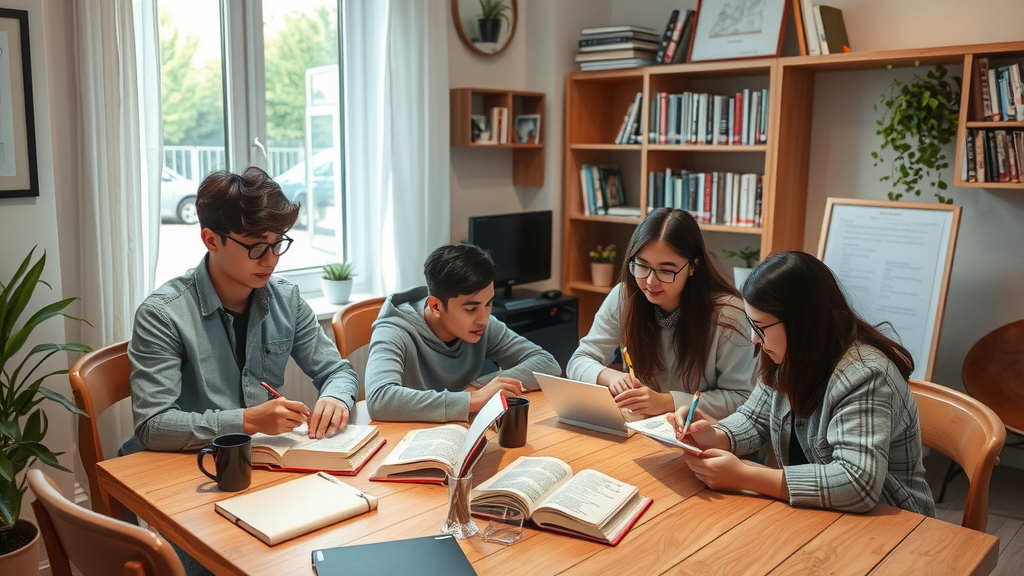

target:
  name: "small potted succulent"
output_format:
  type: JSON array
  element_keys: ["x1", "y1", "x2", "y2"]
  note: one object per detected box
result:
[
  {"x1": 321, "y1": 262, "x2": 355, "y2": 305},
  {"x1": 722, "y1": 246, "x2": 760, "y2": 290},
  {"x1": 589, "y1": 244, "x2": 617, "y2": 288}
]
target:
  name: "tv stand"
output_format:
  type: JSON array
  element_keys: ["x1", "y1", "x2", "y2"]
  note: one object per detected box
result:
[{"x1": 486, "y1": 289, "x2": 578, "y2": 376}]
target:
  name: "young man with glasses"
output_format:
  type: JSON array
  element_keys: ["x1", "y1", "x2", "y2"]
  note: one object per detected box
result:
[{"x1": 125, "y1": 167, "x2": 359, "y2": 455}]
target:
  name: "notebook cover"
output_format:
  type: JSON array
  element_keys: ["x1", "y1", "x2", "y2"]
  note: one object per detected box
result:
[
  {"x1": 311, "y1": 534, "x2": 477, "y2": 576},
  {"x1": 251, "y1": 437, "x2": 386, "y2": 475}
]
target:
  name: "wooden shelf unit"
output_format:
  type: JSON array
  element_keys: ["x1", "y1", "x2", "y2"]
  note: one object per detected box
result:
[
  {"x1": 563, "y1": 41, "x2": 1024, "y2": 336},
  {"x1": 450, "y1": 88, "x2": 546, "y2": 186}
]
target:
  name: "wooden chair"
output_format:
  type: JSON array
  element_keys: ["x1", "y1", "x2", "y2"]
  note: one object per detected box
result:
[
  {"x1": 910, "y1": 379, "x2": 1005, "y2": 532},
  {"x1": 69, "y1": 340, "x2": 131, "y2": 520},
  {"x1": 331, "y1": 297, "x2": 386, "y2": 357},
  {"x1": 28, "y1": 469, "x2": 185, "y2": 576},
  {"x1": 962, "y1": 319, "x2": 1024, "y2": 437}
]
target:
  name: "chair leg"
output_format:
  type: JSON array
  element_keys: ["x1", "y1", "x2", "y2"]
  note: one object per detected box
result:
[{"x1": 937, "y1": 459, "x2": 962, "y2": 503}]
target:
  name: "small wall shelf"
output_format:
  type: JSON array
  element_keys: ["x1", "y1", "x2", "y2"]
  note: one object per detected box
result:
[{"x1": 450, "y1": 88, "x2": 546, "y2": 186}]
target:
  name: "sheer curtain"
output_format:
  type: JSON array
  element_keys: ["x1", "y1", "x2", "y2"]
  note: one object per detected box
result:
[
  {"x1": 71, "y1": 0, "x2": 161, "y2": 498},
  {"x1": 344, "y1": 0, "x2": 450, "y2": 296}
]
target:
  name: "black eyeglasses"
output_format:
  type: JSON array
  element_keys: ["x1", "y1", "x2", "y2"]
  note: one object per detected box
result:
[
  {"x1": 220, "y1": 233, "x2": 293, "y2": 260},
  {"x1": 628, "y1": 259, "x2": 690, "y2": 283},
  {"x1": 745, "y1": 314, "x2": 782, "y2": 340}
]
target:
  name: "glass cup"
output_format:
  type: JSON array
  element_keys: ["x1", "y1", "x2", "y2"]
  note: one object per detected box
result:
[
  {"x1": 479, "y1": 506, "x2": 524, "y2": 546},
  {"x1": 441, "y1": 473, "x2": 479, "y2": 539}
]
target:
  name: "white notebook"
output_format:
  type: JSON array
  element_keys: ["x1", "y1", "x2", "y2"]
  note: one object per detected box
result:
[{"x1": 215, "y1": 472, "x2": 378, "y2": 546}]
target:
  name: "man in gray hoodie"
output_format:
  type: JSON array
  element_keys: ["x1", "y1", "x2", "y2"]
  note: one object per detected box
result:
[{"x1": 364, "y1": 244, "x2": 560, "y2": 421}]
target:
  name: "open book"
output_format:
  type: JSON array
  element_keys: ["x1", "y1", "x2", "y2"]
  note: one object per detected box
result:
[
  {"x1": 626, "y1": 415, "x2": 702, "y2": 454},
  {"x1": 215, "y1": 472, "x2": 378, "y2": 546},
  {"x1": 470, "y1": 456, "x2": 652, "y2": 545},
  {"x1": 370, "y1": 393, "x2": 507, "y2": 485},
  {"x1": 250, "y1": 423, "x2": 386, "y2": 475}
]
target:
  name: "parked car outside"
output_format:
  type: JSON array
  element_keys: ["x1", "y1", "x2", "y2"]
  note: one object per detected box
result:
[
  {"x1": 160, "y1": 166, "x2": 200, "y2": 225},
  {"x1": 275, "y1": 148, "x2": 338, "y2": 228}
]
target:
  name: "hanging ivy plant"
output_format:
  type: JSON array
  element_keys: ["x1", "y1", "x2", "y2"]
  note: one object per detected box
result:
[{"x1": 871, "y1": 62, "x2": 961, "y2": 204}]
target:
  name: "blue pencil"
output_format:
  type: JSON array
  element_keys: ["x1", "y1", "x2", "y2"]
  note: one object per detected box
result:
[{"x1": 679, "y1": 391, "x2": 701, "y2": 440}]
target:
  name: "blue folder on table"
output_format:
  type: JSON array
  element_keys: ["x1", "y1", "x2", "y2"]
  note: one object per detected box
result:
[{"x1": 311, "y1": 534, "x2": 477, "y2": 576}]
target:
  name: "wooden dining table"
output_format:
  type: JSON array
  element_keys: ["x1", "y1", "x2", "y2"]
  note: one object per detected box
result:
[{"x1": 96, "y1": 391, "x2": 999, "y2": 575}]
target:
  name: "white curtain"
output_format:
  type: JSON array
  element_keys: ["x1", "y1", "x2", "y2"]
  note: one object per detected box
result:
[
  {"x1": 344, "y1": 0, "x2": 450, "y2": 295},
  {"x1": 71, "y1": 0, "x2": 161, "y2": 496}
]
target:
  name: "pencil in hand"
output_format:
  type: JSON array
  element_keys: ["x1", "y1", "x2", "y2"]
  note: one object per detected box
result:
[
  {"x1": 679, "y1": 391, "x2": 701, "y2": 441},
  {"x1": 260, "y1": 381, "x2": 284, "y2": 399},
  {"x1": 622, "y1": 346, "x2": 636, "y2": 381}
]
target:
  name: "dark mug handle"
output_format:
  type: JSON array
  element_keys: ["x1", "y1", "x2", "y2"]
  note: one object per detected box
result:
[{"x1": 197, "y1": 447, "x2": 219, "y2": 482}]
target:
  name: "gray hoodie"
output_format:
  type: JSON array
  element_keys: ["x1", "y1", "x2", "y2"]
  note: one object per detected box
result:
[{"x1": 364, "y1": 286, "x2": 560, "y2": 422}]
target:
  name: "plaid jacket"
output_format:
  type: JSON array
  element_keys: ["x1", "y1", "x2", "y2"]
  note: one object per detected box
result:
[{"x1": 715, "y1": 343, "x2": 936, "y2": 516}]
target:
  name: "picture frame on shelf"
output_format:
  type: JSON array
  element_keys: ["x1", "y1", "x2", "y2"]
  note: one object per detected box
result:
[
  {"x1": 0, "y1": 8, "x2": 38, "y2": 199},
  {"x1": 471, "y1": 114, "x2": 493, "y2": 143},
  {"x1": 688, "y1": 0, "x2": 788, "y2": 63},
  {"x1": 514, "y1": 114, "x2": 540, "y2": 144}
]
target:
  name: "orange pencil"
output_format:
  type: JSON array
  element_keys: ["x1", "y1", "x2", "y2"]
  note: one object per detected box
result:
[
  {"x1": 260, "y1": 381, "x2": 283, "y2": 399},
  {"x1": 622, "y1": 347, "x2": 636, "y2": 379}
]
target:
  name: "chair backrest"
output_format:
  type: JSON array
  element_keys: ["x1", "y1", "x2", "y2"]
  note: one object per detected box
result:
[
  {"x1": 69, "y1": 340, "x2": 131, "y2": 519},
  {"x1": 331, "y1": 297, "x2": 386, "y2": 357},
  {"x1": 28, "y1": 469, "x2": 186, "y2": 576},
  {"x1": 909, "y1": 379, "x2": 1005, "y2": 532},
  {"x1": 962, "y1": 318, "x2": 1024, "y2": 436}
]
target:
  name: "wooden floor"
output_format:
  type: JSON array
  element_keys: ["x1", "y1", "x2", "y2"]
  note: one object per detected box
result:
[{"x1": 39, "y1": 451, "x2": 1024, "y2": 575}]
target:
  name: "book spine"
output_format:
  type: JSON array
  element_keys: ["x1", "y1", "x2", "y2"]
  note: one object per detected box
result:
[
  {"x1": 580, "y1": 165, "x2": 593, "y2": 214},
  {"x1": 754, "y1": 176, "x2": 763, "y2": 227},
  {"x1": 654, "y1": 10, "x2": 679, "y2": 64},
  {"x1": 741, "y1": 88, "x2": 751, "y2": 145},
  {"x1": 662, "y1": 11, "x2": 686, "y2": 64},
  {"x1": 801, "y1": 0, "x2": 821, "y2": 55},
  {"x1": 965, "y1": 129, "x2": 977, "y2": 182},
  {"x1": 984, "y1": 130, "x2": 998, "y2": 180},
  {"x1": 1010, "y1": 64, "x2": 1024, "y2": 121},
  {"x1": 659, "y1": 93, "x2": 668, "y2": 144},
  {"x1": 760, "y1": 88, "x2": 770, "y2": 144},
  {"x1": 997, "y1": 68, "x2": 1011, "y2": 121},
  {"x1": 975, "y1": 130, "x2": 987, "y2": 182},
  {"x1": 988, "y1": 68, "x2": 1001, "y2": 121},
  {"x1": 995, "y1": 130, "x2": 1009, "y2": 182},
  {"x1": 671, "y1": 11, "x2": 695, "y2": 64},
  {"x1": 727, "y1": 96, "x2": 735, "y2": 146},
  {"x1": 1005, "y1": 130, "x2": 1020, "y2": 182},
  {"x1": 667, "y1": 94, "x2": 678, "y2": 144},
  {"x1": 813, "y1": 6, "x2": 829, "y2": 55},
  {"x1": 977, "y1": 57, "x2": 993, "y2": 120}
]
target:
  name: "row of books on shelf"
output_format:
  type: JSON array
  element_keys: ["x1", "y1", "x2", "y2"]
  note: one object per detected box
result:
[
  {"x1": 613, "y1": 88, "x2": 770, "y2": 146},
  {"x1": 964, "y1": 129, "x2": 1024, "y2": 183},
  {"x1": 648, "y1": 170, "x2": 763, "y2": 227},
  {"x1": 578, "y1": 164, "x2": 640, "y2": 217},
  {"x1": 975, "y1": 59, "x2": 1024, "y2": 122}
]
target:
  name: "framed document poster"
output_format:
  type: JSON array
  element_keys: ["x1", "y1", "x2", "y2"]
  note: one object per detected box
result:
[
  {"x1": 817, "y1": 198, "x2": 961, "y2": 381},
  {"x1": 0, "y1": 8, "x2": 38, "y2": 199}
]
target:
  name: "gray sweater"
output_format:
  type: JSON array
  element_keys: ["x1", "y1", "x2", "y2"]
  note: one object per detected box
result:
[
  {"x1": 363, "y1": 286, "x2": 560, "y2": 422},
  {"x1": 566, "y1": 283, "x2": 756, "y2": 419}
]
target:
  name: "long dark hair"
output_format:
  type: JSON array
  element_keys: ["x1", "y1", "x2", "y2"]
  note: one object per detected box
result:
[
  {"x1": 742, "y1": 251, "x2": 914, "y2": 417},
  {"x1": 620, "y1": 208, "x2": 741, "y2": 389}
]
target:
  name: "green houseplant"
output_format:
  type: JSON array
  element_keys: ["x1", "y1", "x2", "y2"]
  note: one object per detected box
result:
[
  {"x1": 589, "y1": 244, "x2": 616, "y2": 287},
  {"x1": 872, "y1": 62, "x2": 961, "y2": 204},
  {"x1": 1, "y1": 248, "x2": 90, "y2": 564},
  {"x1": 722, "y1": 246, "x2": 760, "y2": 290},
  {"x1": 477, "y1": 0, "x2": 511, "y2": 43},
  {"x1": 321, "y1": 262, "x2": 356, "y2": 305}
]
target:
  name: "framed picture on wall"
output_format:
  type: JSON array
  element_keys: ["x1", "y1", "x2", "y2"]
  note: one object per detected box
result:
[
  {"x1": 0, "y1": 8, "x2": 38, "y2": 199},
  {"x1": 688, "y1": 0, "x2": 788, "y2": 63}
]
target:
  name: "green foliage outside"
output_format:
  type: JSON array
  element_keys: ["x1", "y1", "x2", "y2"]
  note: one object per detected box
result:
[{"x1": 160, "y1": 7, "x2": 338, "y2": 149}]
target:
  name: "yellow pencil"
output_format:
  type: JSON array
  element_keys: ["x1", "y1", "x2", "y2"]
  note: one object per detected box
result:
[{"x1": 622, "y1": 346, "x2": 635, "y2": 379}]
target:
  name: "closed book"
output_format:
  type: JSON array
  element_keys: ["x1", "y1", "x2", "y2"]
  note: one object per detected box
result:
[
  {"x1": 312, "y1": 535, "x2": 477, "y2": 576},
  {"x1": 579, "y1": 35, "x2": 659, "y2": 48},
  {"x1": 988, "y1": 67, "x2": 1001, "y2": 121},
  {"x1": 575, "y1": 49, "x2": 657, "y2": 62},
  {"x1": 578, "y1": 40, "x2": 660, "y2": 52},
  {"x1": 471, "y1": 456, "x2": 652, "y2": 546},
  {"x1": 800, "y1": 0, "x2": 821, "y2": 55},
  {"x1": 578, "y1": 30, "x2": 660, "y2": 42},
  {"x1": 662, "y1": 10, "x2": 687, "y2": 64},
  {"x1": 215, "y1": 473, "x2": 378, "y2": 546},
  {"x1": 580, "y1": 24, "x2": 659, "y2": 37},
  {"x1": 250, "y1": 424, "x2": 384, "y2": 475},
  {"x1": 965, "y1": 129, "x2": 977, "y2": 182},
  {"x1": 653, "y1": 10, "x2": 679, "y2": 64},
  {"x1": 1010, "y1": 64, "x2": 1024, "y2": 121},
  {"x1": 815, "y1": 6, "x2": 850, "y2": 54},
  {"x1": 975, "y1": 57, "x2": 992, "y2": 120},
  {"x1": 669, "y1": 11, "x2": 696, "y2": 64},
  {"x1": 579, "y1": 57, "x2": 656, "y2": 71}
]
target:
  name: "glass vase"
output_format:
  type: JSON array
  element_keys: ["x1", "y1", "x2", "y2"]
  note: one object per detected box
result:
[{"x1": 441, "y1": 473, "x2": 479, "y2": 539}]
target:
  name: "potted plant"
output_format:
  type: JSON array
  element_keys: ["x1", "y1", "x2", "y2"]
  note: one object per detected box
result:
[
  {"x1": 1, "y1": 249, "x2": 90, "y2": 575},
  {"x1": 722, "y1": 246, "x2": 760, "y2": 290},
  {"x1": 589, "y1": 244, "x2": 616, "y2": 288},
  {"x1": 321, "y1": 262, "x2": 355, "y2": 305},
  {"x1": 477, "y1": 0, "x2": 511, "y2": 43},
  {"x1": 871, "y1": 62, "x2": 960, "y2": 204}
]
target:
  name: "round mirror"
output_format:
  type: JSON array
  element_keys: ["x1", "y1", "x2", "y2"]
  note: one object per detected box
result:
[{"x1": 452, "y1": 0, "x2": 518, "y2": 57}]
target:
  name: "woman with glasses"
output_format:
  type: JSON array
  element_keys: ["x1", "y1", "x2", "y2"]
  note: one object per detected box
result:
[
  {"x1": 567, "y1": 208, "x2": 756, "y2": 419},
  {"x1": 670, "y1": 251, "x2": 934, "y2": 516}
]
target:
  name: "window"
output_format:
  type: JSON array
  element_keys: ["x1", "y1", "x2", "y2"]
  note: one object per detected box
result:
[{"x1": 155, "y1": 0, "x2": 344, "y2": 286}]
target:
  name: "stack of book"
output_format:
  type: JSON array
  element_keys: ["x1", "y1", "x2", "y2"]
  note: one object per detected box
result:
[
  {"x1": 575, "y1": 25, "x2": 659, "y2": 71},
  {"x1": 579, "y1": 164, "x2": 639, "y2": 217},
  {"x1": 648, "y1": 89, "x2": 770, "y2": 146},
  {"x1": 648, "y1": 169, "x2": 763, "y2": 228}
]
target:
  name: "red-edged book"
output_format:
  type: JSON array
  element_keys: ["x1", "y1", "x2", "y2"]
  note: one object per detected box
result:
[
  {"x1": 250, "y1": 424, "x2": 386, "y2": 476},
  {"x1": 370, "y1": 393, "x2": 508, "y2": 485},
  {"x1": 470, "y1": 456, "x2": 652, "y2": 546}
]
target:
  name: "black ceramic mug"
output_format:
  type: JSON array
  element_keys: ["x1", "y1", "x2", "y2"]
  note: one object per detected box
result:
[
  {"x1": 497, "y1": 397, "x2": 530, "y2": 448},
  {"x1": 197, "y1": 433, "x2": 252, "y2": 491}
]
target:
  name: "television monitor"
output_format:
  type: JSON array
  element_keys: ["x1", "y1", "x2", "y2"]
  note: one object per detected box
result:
[{"x1": 468, "y1": 210, "x2": 552, "y2": 301}]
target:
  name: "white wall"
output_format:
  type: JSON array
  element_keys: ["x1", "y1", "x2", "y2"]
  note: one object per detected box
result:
[{"x1": 0, "y1": 0, "x2": 76, "y2": 514}]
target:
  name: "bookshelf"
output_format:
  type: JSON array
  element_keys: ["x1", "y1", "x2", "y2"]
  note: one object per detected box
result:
[
  {"x1": 564, "y1": 41, "x2": 1024, "y2": 336},
  {"x1": 954, "y1": 50, "x2": 1024, "y2": 188},
  {"x1": 450, "y1": 88, "x2": 545, "y2": 186}
]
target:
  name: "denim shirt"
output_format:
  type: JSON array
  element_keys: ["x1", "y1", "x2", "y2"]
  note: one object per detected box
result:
[{"x1": 127, "y1": 255, "x2": 358, "y2": 452}]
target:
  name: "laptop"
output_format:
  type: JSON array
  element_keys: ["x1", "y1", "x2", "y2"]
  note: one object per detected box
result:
[{"x1": 534, "y1": 372, "x2": 637, "y2": 437}]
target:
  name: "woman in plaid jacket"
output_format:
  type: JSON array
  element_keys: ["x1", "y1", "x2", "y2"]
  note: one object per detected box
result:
[{"x1": 670, "y1": 251, "x2": 935, "y2": 516}]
